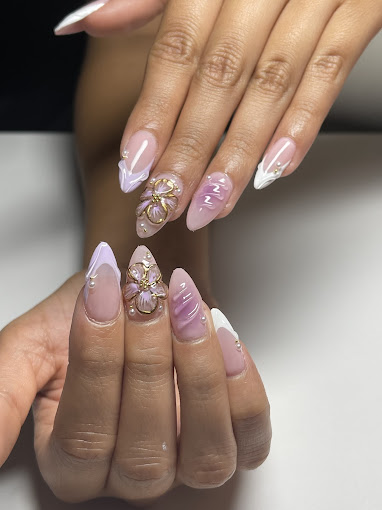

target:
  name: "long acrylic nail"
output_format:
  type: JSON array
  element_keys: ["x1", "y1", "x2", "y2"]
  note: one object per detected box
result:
[
  {"x1": 54, "y1": 0, "x2": 109, "y2": 35},
  {"x1": 84, "y1": 242, "x2": 121, "y2": 322},
  {"x1": 118, "y1": 131, "x2": 158, "y2": 193},
  {"x1": 169, "y1": 268, "x2": 207, "y2": 341},
  {"x1": 123, "y1": 246, "x2": 168, "y2": 320},
  {"x1": 254, "y1": 137, "x2": 296, "y2": 190},
  {"x1": 187, "y1": 172, "x2": 233, "y2": 231},
  {"x1": 136, "y1": 173, "x2": 183, "y2": 238},
  {"x1": 211, "y1": 309, "x2": 245, "y2": 377}
]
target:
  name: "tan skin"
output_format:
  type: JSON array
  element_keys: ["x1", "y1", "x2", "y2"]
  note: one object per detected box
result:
[{"x1": 0, "y1": 21, "x2": 271, "y2": 506}]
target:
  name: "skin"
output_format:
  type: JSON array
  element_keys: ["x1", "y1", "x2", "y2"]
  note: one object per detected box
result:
[
  {"x1": 62, "y1": 0, "x2": 382, "y2": 228},
  {"x1": 0, "y1": 22, "x2": 271, "y2": 505}
]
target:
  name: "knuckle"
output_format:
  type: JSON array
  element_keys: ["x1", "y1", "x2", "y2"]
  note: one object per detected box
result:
[
  {"x1": 127, "y1": 347, "x2": 172, "y2": 386},
  {"x1": 183, "y1": 368, "x2": 225, "y2": 402},
  {"x1": 54, "y1": 429, "x2": 115, "y2": 463},
  {"x1": 112, "y1": 449, "x2": 175, "y2": 497},
  {"x1": 252, "y1": 58, "x2": 293, "y2": 98},
  {"x1": 225, "y1": 133, "x2": 257, "y2": 163},
  {"x1": 309, "y1": 52, "x2": 345, "y2": 83},
  {"x1": 169, "y1": 130, "x2": 207, "y2": 164},
  {"x1": 197, "y1": 39, "x2": 245, "y2": 89},
  {"x1": 291, "y1": 98, "x2": 319, "y2": 125},
  {"x1": 235, "y1": 407, "x2": 272, "y2": 470},
  {"x1": 183, "y1": 453, "x2": 236, "y2": 489},
  {"x1": 73, "y1": 339, "x2": 123, "y2": 380},
  {"x1": 150, "y1": 22, "x2": 199, "y2": 68}
]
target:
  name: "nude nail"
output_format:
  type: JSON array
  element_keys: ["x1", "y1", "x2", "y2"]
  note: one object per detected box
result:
[
  {"x1": 84, "y1": 242, "x2": 121, "y2": 322},
  {"x1": 211, "y1": 309, "x2": 245, "y2": 377},
  {"x1": 136, "y1": 173, "x2": 183, "y2": 238},
  {"x1": 187, "y1": 172, "x2": 233, "y2": 231},
  {"x1": 254, "y1": 137, "x2": 296, "y2": 190},
  {"x1": 119, "y1": 131, "x2": 158, "y2": 193},
  {"x1": 123, "y1": 246, "x2": 168, "y2": 320},
  {"x1": 169, "y1": 268, "x2": 207, "y2": 341},
  {"x1": 54, "y1": 0, "x2": 109, "y2": 35}
]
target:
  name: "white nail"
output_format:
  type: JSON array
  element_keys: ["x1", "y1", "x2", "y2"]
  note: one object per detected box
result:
[
  {"x1": 54, "y1": 0, "x2": 108, "y2": 33},
  {"x1": 211, "y1": 308, "x2": 239, "y2": 340},
  {"x1": 254, "y1": 138, "x2": 296, "y2": 190}
]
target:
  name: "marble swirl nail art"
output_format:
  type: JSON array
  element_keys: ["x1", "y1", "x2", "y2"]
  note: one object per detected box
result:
[
  {"x1": 187, "y1": 172, "x2": 233, "y2": 231},
  {"x1": 123, "y1": 248, "x2": 168, "y2": 315}
]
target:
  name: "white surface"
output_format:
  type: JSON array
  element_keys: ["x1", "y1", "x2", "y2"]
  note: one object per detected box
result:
[{"x1": 0, "y1": 132, "x2": 381, "y2": 510}]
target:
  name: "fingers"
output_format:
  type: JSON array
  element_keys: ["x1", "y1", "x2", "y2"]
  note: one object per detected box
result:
[
  {"x1": 0, "y1": 322, "x2": 56, "y2": 466},
  {"x1": 36, "y1": 243, "x2": 124, "y2": 503},
  {"x1": 133, "y1": 0, "x2": 287, "y2": 237},
  {"x1": 253, "y1": 0, "x2": 382, "y2": 189},
  {"x1": 211, "y1": 309, "x2": 271, "y2": 470},
  {"x1": 108, "y1": 246, "x2": 176, "y2": 502},
  {"x1": 54, "y1": 0, "x2": 167, "y2": 37},
  {"x1": 186, "y1": 0, "x2": 337, "y2": 224},
  {"x1": 118, "y1": 0, "x2": 222, "y2": 196},
  {"x1": 169, "y1": 269, "x2": 237, "y2": 488}
]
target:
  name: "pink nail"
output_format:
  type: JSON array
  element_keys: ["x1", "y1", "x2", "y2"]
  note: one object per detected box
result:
[
  {"x1": 169, "y1": 268, "x2": 207, "y2": 341},
  {"x1": 84, "y1": 242, "x2": 121, "y2": 322},
  {"x1": 119, "y1": 131, "x2": 158, "y2": 193},
  {"x1": 187, "y1": 172, "x2": 233, "y2": 231},
  {"x1": 254, "y1": 137, "x2": 296, "y2": 190},
  {"x1": 123, "y1": 246, "x2": 168, "y2": 320},
  {"x1": 211, "y1": 309, "x2": 245, "y2": 377},
  {"x1": 136, "y1": 173, "x2": 183, "y2": 238}
]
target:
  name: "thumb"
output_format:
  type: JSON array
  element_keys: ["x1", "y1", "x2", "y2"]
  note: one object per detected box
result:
[{"x1": 54, "y1": 0, "x2": 168, "y2": 37}]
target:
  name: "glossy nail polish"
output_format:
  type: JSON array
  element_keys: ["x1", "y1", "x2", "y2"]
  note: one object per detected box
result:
[
  {"x1": 123, "y1": 246, "x2": 168, "y2": 320},
  {"x1": 187, "y1": 172, "x2": 233, "y2": 231},
  {"x1": 119, "y1": 131, "x2": 158, "y2": 193},
  {"x1": 84, "y1": 242, "x2": 121, "y2": 322},
  {"x1": 254, "y1": 137, "x2": 296, "y2": 190},
  {"x1": 169, "y1": 268, "x2": 206, "y2": 341},
  {"x1": 136, "y1": 173, "x2": 183, "y2": 238},
  {"x1": 211, "y1": 309, "x2": 245, "y2": 377},
  {"x1": 54, "y1": 0, "x2": 109, "y2": 35}
]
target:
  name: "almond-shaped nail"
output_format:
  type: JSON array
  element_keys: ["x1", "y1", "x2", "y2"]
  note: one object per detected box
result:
[
  {"x1": 119, "y1": 131, "x2": 158, "y2": 193},
  {"x1": 84, "y1": 242, "x2": 121, "y2": 322},
  {"x1": 136, "y1": 173, "x2": 183, "y2": 238},
  {"x1": 169, "y1": 268, "x2": 207, "y2": 341},
  {"x1": 54, "y1": 0, "x2": 109, "y2": 35},
  {"x1": 123, "y1": 245, "x2": 168, "y2": 321},
  {"x1": 187, "y1": 172, "x2": 233, "y2": 231},
  {"x1": 211, "y1": 309, "x2": 245, "y2": 377},
  {"x1": 254, "y1": 137, "x2": 296, "y2": 190}
]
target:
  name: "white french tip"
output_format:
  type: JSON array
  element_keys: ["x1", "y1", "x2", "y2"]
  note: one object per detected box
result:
[
  {"x1": 211, "y1": 308, "x2": 239, "y2": 339},
  {"x1": 254, "y1": 159, "x2": 290, "y2": 190},
  {"x1": 54, "y1": 1, "x2": 107, "y2": 33}
]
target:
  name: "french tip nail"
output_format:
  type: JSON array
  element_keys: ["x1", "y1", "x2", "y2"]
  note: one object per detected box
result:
[
  {"x1": 86, "y1": 241, "x2": 121, "y2": 284},
  {"x1": 54, "y1": 0, "x2": 108, "y2": 34},
  {"x1": 211, "y1": 308, "x2": 245, "y2": 377}
]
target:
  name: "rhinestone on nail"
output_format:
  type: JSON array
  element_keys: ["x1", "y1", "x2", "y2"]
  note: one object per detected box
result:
[{"x1": 201, "y1": 315, "x2": 207, "y2": 324}]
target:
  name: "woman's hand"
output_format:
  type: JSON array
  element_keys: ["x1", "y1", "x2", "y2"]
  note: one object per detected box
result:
[
  {"x1": 55, "y1": 0, "x2": 382, "y2": 235},
  {"x1": 0, "y1": 243, "x2": 271, "y2": 504}
]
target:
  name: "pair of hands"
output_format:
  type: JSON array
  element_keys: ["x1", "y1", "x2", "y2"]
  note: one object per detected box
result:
[
  {"x1": 0, "y1": 244, "x2": 271, "y2": 505},
  {"x1": 55, "y1": 0, "x2": 382, "y2": 236}
]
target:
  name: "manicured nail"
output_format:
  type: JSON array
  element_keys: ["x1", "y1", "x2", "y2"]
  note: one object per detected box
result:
[
  {"x1": 254, "y1": 137, "x2": 296, "y2": 190},
  {"x1": 169, "y1": 268, "x2": 206, "y2": 341},
  {"x1": 54, "y1": 0, "x2": 109, "y2": 35},
  {"x1": 119, "y1": 131, "x2": 158, "y2": 194},
  {"x1": 187, "y1": 172, "x2": 233, "y2": 231},
  {"x1": 211, "y1": 309, "x2": 245, "y2": 377},
  {"x1": 84, "y1": 241, "x2": 121, "y2": 322},
  {"x1": 136, "y1": 173, "x2": 183, "y2": 238},
  {"x1": 123, "y1": 246, "x2": 168, "y2": 320}
]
